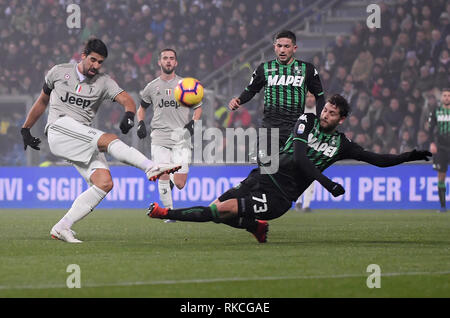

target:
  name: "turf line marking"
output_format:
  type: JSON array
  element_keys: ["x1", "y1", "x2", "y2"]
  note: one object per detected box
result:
[{"x1": 1, "y1": 270, "x2": 450, "y2": 290}]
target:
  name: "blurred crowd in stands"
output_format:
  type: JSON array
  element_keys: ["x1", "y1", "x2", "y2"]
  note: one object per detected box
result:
[
  {"x1": 0, "y1": 0, "x2": 449, "y2": 165},
  {"x1": 319, "y1": 0, "x2": 450, "y2": 155}
]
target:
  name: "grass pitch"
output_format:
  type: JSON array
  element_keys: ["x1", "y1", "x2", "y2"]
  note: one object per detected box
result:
[{"x1": 0, "y1": 208, "x2": 449, "y2": 298}]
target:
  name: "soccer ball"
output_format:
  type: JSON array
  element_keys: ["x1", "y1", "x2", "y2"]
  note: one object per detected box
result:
[{"x1": 174, "y1": 77, "x2": 204, "y2": 107}]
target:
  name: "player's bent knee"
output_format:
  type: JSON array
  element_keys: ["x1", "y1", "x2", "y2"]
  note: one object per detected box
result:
[
  {"x1": 95, "y1": 179, "x2": 113, "y2": 193},
  {"x1": 90, "y1": 169, "x2": 114, "y2": 192},
  {"x1": 174, "y1": 180, "x2": 186, "y2": 189},
  {"x1": 98, "y1": 133, "x2": 119, "y2": 152}
]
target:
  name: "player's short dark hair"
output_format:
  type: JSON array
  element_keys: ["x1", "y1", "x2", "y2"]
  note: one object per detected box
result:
[
  {"x1": 274, "y1": 30, "x2": 296, "y2": 44},
  {"x1": 443, "y1": 88, "x2": 450, "y2": 93},
  {"x1": 159, "y1": 48, "x2": 177, "y2": 60},
  {"x1": 83, "y1": 38, "x2": 108, "y2": 58},
  {"x1": 328, "y1": 94, "x2": 350, "y2": 118}
]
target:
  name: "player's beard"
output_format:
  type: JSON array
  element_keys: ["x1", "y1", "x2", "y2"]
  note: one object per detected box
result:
[
  {"x1": 277, "y1": 53, "x2": 293, "y2": 65},
  {"x1": 320, "y1": 119, "x2": 339, "y2": 133},
  {"x1": 161, "y1": 65, "x2": 175, "y2": 75},
  {"x1": 83, "y1": 63, "x2": 98, "y2": 78}
]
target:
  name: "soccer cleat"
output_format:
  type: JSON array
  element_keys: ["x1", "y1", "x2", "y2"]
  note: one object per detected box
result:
[
  {"x1": 302, "y1": 207, "x2": 312, "y2": 212},
  {"x1": 438, "y1": 207, "x2": 447, "y2": 213},
  {"x1": 250, "y1": 220, "x2": 269, "y2": 243},
  {"x1": 146, "y1": 164, "x2": 181, "y2": 181},
  {"x1": 164, "y1": 219, "x2": 176, "y2": 223},
  {"x1": 147, "y1": 202, "x2": 169, "y2": 219},
  {"x1": 294, "y1": 202, "x2": 303, "y2": 211},
  {"x1": 50, "y1": 227, "x2": 82, "y2": 243}
]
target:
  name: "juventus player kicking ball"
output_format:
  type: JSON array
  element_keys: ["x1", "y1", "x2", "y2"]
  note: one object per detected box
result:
[{"x1": 21, "y1": 39, "x2": 180, "y2": 243}]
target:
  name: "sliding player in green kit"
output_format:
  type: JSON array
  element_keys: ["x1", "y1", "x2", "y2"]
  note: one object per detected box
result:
[{"x1": 147, "y1": 94, "x2": 431, "y2": 243}]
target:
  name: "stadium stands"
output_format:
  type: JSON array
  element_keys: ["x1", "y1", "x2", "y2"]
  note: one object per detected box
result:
[{"x1": 0, "y1": 0, "x2": 449, "y2": 165}]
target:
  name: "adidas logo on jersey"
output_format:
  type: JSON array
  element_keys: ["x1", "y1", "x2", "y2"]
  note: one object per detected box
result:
[{"x1": 267, "y1": 75, "x2": 305, "y2": 87}]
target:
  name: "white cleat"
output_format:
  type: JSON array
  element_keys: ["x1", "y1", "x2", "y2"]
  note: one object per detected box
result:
[
  {"x1": 146, "y1": 164, "x2": 181, "y2": 181},
  {"x1": 164, "y1": 219, "x2": 176, "y2": 223},
  {"x1": 50, "y1": 227, "x2": 82, "y2": 243}
]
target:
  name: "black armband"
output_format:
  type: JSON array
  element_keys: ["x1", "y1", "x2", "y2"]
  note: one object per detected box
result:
[
  {"x1": 140, "y1": 99, "x2": 151, "y2": 109},
  {"x1": 43, "y1": 82, "x2": 52, "y2": 95}
]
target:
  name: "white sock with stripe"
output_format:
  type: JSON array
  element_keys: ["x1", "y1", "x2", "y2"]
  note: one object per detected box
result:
[
  {"x1": 107, "y1": 139, "x2": 153, "y2": 171},
  {"x1": 54, "y1": 185, "x2": 107, "y2": 230}
]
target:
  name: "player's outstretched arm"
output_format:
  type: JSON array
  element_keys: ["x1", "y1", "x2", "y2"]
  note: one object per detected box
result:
[
  {"x1": 22, "y1": 90, "x2": 50, "y2": 129},
  {"x1": 21, "y1": 90, "x2": 50, "y2": 150},
  {"x1": 355, "y1": 149, "x2": 432, "y2": 167},
  {"x1": 136, "y1": 105, "x2": 147, "y2": 139}
]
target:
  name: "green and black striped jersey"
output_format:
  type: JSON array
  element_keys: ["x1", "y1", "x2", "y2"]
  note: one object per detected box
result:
[
  {"x1": 260, "y1": 113, "x2": 364, "y2": 201},
  {"x1": 428, "y1": 106, "x2": 450, "y2": 148},
  {"x1": 238, "y1": 58, "x2": 324, "y2": 138}
]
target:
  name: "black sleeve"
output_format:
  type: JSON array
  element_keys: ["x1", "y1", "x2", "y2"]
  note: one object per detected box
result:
[
  {"x1": 140, "y1": 99, "x2": 151, "y2": 109},
  {"x1": 292, "y1": 113, "x2": 334, "y2": 190},
  {"x1": 305, "y1": 63, "x2": 325, "y2": 114},
  {"x1": 43, "y1": 82, "x2": 52, "y2": 95},
  {"x1": 293, "y1": 139, "x2": 334, "y2": 190},
  {"x1": 238, "y1": 63, "x2": 265, "y2": 105},
  {"x1": 352, "y1": 150, "x2": 411, "y2": 167}
]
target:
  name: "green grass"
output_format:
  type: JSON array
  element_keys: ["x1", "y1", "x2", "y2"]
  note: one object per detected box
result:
[{"x1": 0, "y1": 209, "x2": 449, "y2": 297}]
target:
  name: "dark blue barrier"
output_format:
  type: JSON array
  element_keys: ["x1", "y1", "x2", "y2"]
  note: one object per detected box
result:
[{"x1": 0, "y1": 163, "x2": 439, "y2": 209}]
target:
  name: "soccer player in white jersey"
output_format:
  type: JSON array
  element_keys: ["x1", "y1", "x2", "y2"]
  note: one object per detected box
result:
[
  {"x1": 137, "y1": 49, "x2": 202, "y2": 222},
  {"x1": 20, "y1": 39, "x2": 180, "y2": 243}
]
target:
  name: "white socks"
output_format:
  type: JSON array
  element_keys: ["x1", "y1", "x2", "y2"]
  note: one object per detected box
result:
[
  {"x1": 54, "y1": 185, "x2": 107, "y2": 230},
  {"x1": 302, "y1": 183, "x2": 315, "y2": 208},
  {"x1": 107, "y1": 139, "x2": 152, "y2": 171},
  {"x1": 158, "y1": 179, "x2": 173, "y2": 209}
]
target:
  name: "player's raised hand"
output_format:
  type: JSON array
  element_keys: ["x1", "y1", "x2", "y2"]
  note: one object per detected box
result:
[
  {"x1": 137, "y1": 120, "x2": 147, "y2": 139},
  {"x1": 228, "y1": 97, "x2": 241, "y2": 111},
  {"x1": 20, "y1": 128, "x2": 41, "y2": 150},
  {"x1": 408, "y1": 149, "x2": 432, "y2": 162},
  {"x1": 120, "y1": 111, "x2": 135, "y2": 134}
]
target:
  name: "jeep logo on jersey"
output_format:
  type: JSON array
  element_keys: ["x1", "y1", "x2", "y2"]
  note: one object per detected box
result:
[
  {"x1": 267, "y1": 75, "x2": 305, "y2": 87},
  {"x1": 60, "y1": 92, "x2": 92, "y2": 108},
  {"x1": 158, "y1": 98, "x2": 180, "y2": 108},
  {"x1": 308, "y1": 134, "x2": 338, "y2": 158}
]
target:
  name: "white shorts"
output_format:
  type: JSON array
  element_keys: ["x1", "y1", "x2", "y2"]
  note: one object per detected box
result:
[
  {"x1": 47, "y1": 116, "x2": 104, "y2": 165},
  {"x1": 47, "y1": 116, "x2": 110, "y2": 184},
  {"x1": 151, "y1": 144, "x2": 191, "y2": 174},
  {"x1": 73, "y1": 151, "x2": 109, "y2": 186}
]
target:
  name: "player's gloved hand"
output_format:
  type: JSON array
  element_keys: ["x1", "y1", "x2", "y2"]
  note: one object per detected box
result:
[
  {"x1": 21, "y1": 128, "x2": 41, "y2": 151},
  {"x1": 328, "y1": 182, "x2": 345, "y2": 197},
  {"x1": 120, "y1": 111, "x2": 135, "y2": 134},
  {"x1": 183, "y1": 119, "x2": 195, "y2": 136},
  {"x1": 137, "y1": 120, "x2": 147, "y2": 139},
  {"x1": 407, "y1": 149, "x2": 432, "y2": 162}
]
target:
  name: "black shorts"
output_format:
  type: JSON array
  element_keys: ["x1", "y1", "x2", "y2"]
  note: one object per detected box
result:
[
  {"x1": 433, "y1": 147, "x2": 450, "y2": 172},
  {"x1": 218, "y1": 173, "x2": 292, "y2": 221}
]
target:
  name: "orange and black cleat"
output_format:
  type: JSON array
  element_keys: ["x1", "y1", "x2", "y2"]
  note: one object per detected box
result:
[
  {"x1": 147, "y1": 202, "x2": 169, "y2": 219},
  {"x1": 251, "y1": 220, "x2": 269, "y2": 243}
]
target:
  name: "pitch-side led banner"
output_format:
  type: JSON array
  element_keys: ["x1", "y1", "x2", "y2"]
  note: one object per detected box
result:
[{"x1": 0, "y1": 164, "x2": 438, "y2": 209}]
